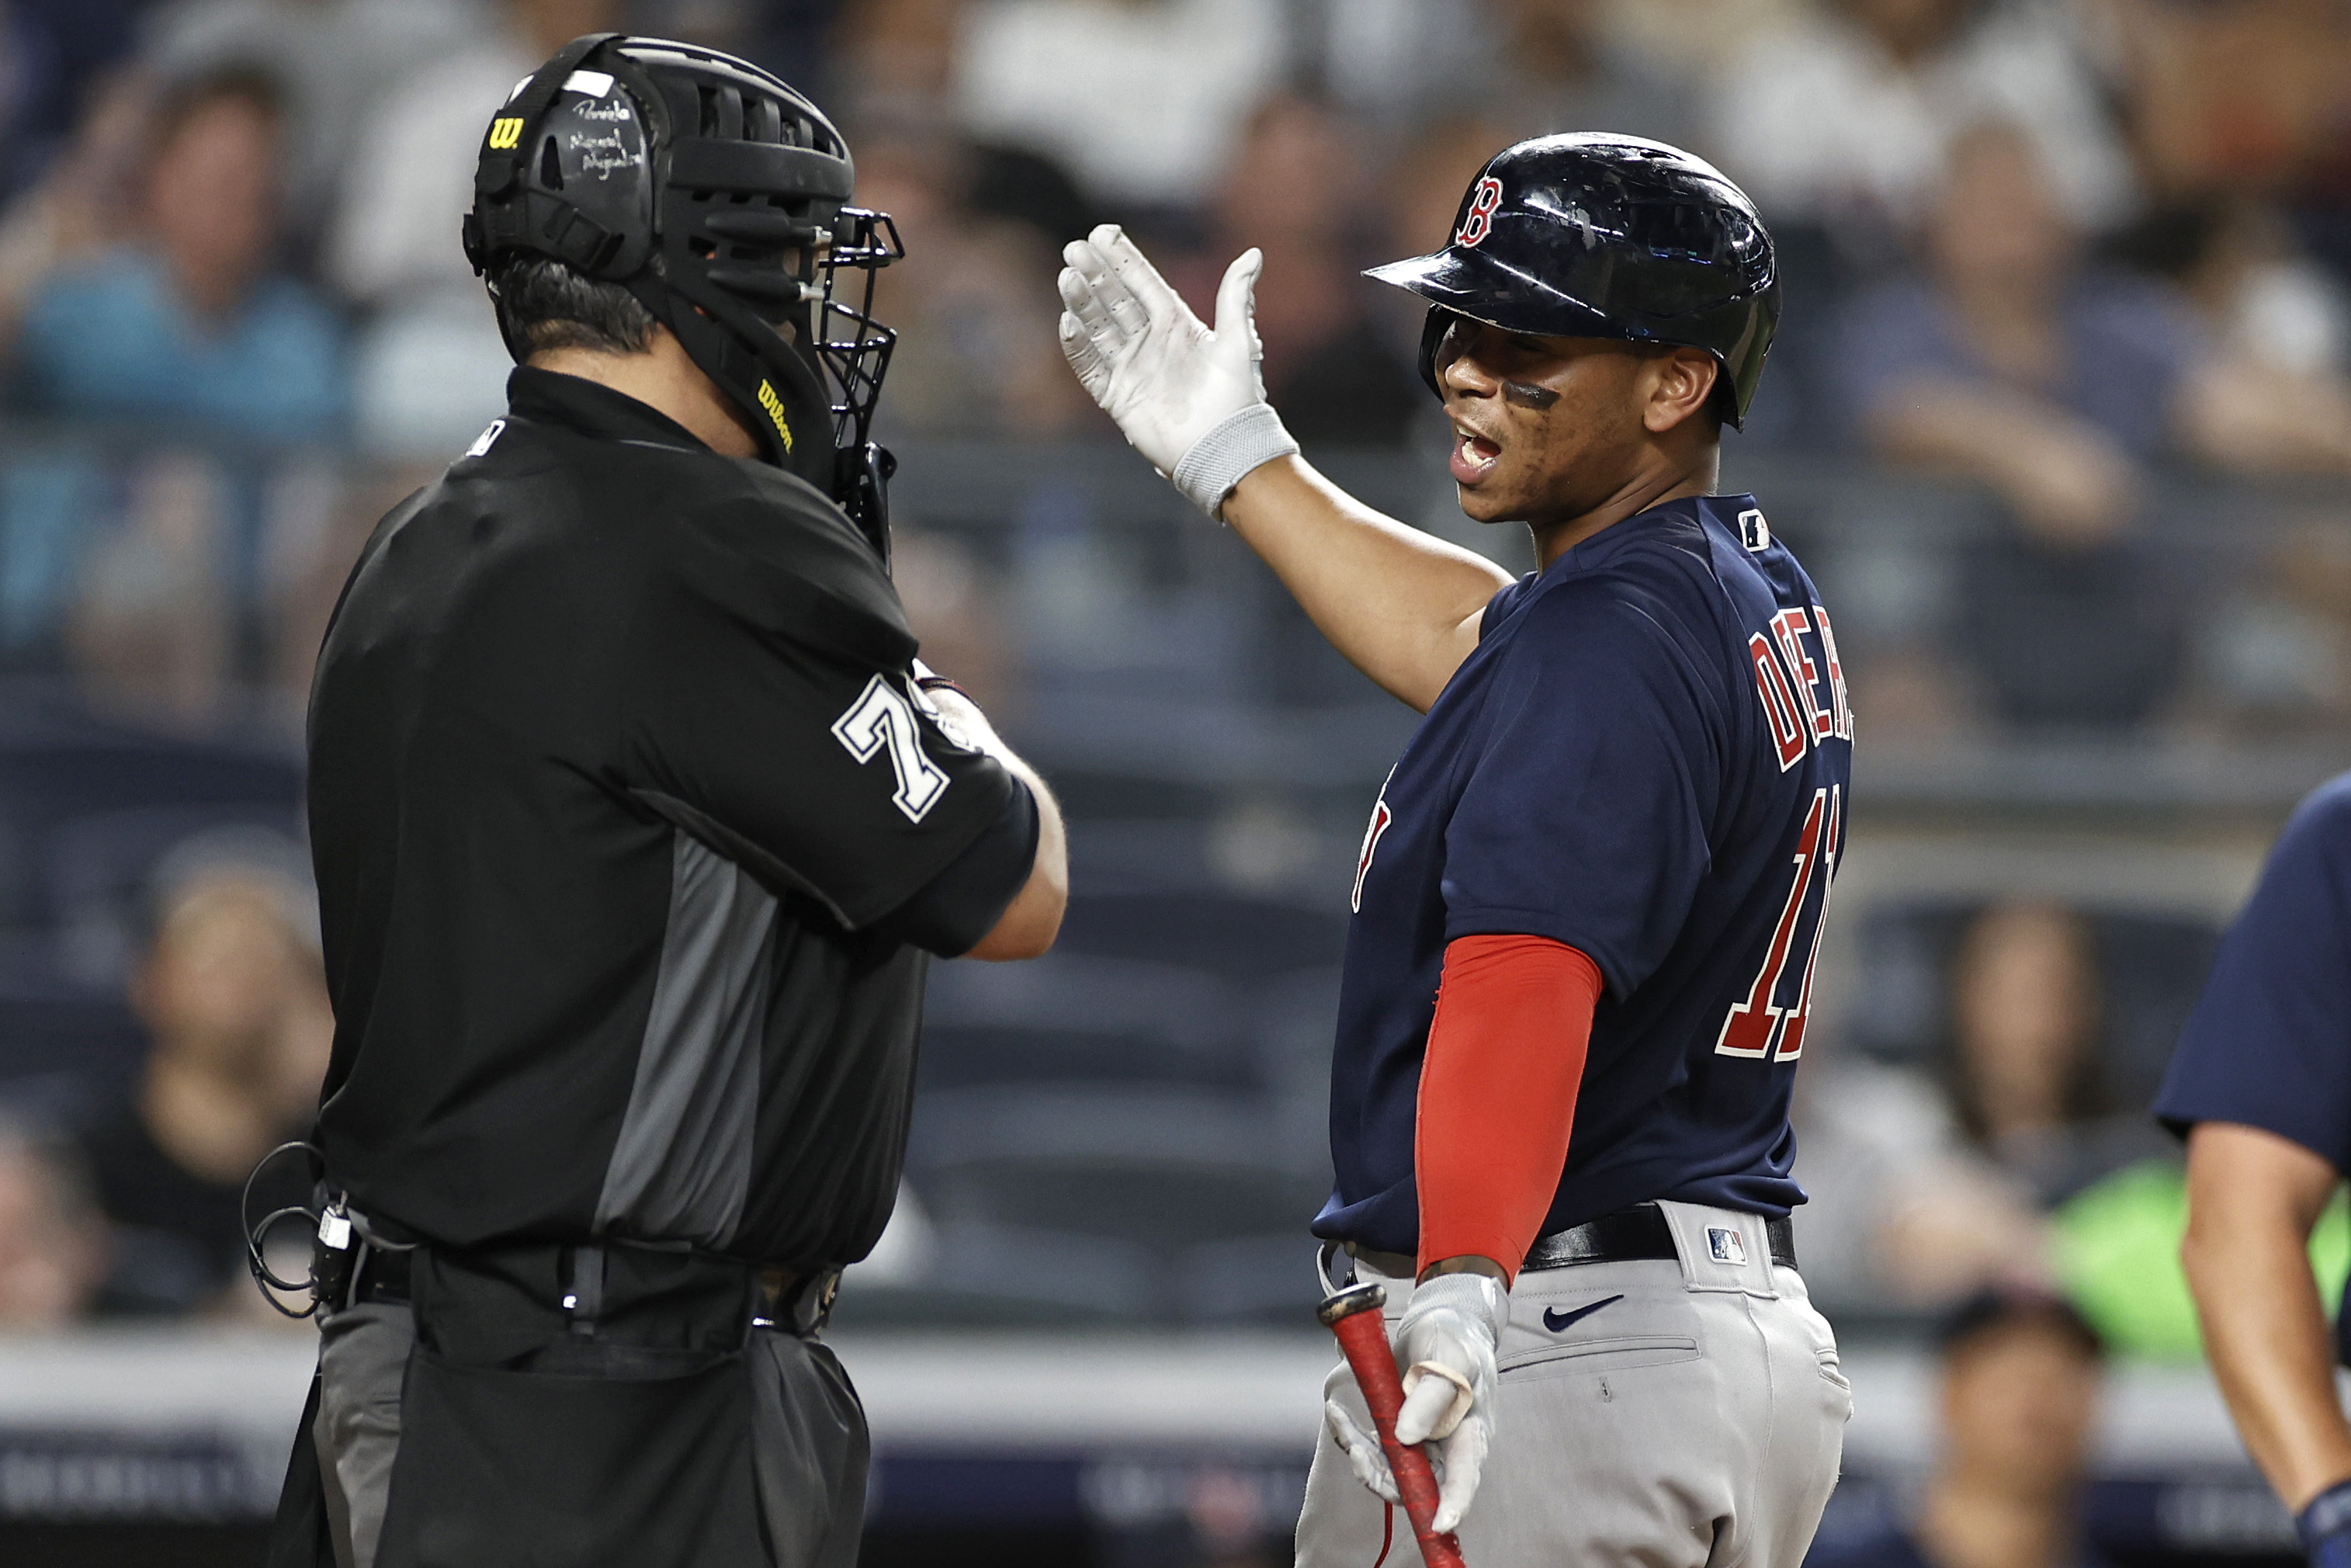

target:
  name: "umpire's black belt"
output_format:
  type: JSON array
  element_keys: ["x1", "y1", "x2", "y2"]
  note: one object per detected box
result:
[
  {"x1": 331, "y1": 1224, "x2": 838, "y2": 1338},
  {"x1": 1348, "y1": 1202, "x2": 1796, "y2": 1280}
]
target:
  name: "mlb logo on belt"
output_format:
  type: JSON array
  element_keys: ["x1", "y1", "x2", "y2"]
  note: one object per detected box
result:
[{"x1": 1707, "y1": 1227, "x2": 1747, "y2": 1265}]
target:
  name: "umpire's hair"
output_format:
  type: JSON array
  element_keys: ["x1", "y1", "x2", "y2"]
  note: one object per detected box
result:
[{"x1": 488, "y1": 255, "x2": 659, "y2": 358}]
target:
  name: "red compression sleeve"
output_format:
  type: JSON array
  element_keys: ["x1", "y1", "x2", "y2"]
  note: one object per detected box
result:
[{"x1": 1414, "y1": 933, "x2": 1604, "y2": 1281}]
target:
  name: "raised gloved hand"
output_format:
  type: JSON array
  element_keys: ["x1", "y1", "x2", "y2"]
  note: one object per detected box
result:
[
  {"x1": 1321, "y1": 1271, "x2": 1507, "y2": 1533},
  {"x1": 2300, "y1": 1476, "x2": 2351, "y2": 1568},
  {"x1": 1056, "y1": 223, "x2": 1299, "y2": 515}
]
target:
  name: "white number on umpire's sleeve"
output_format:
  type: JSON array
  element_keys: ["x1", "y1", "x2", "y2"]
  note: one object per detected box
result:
[{"x1": 831, "y1": 675, "x2": 951, "y2": 824}]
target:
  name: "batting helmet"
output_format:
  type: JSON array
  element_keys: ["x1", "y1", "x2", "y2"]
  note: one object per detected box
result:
[
  {"x1": 1367, "y1": 134, "x2": 1779, "y2": 428},
  {"x1": 463, "y1": 34, "x2": 902, "y2": 542}
]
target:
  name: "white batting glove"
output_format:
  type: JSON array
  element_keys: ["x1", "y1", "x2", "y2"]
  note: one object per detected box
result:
[
  {"x1": 1323, "y1": 1400, "x2": 1400, "y2": 1505},
  {"x1": 1322, "y1": 1272, "x2": 1507, "y2": 1533},
  {"x1": 1056, "y1": 223, "x2": 1299, "y2": 515},
  {"x1": 1397, "y1": 1272, "x2": 1505, "y2": 1532}
]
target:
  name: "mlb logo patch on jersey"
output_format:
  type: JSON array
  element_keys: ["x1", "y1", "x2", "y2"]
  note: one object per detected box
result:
[
  {"x1": 1707, "y1": 1227, "x2": 1748, "y2": 1265},
  {"x1": 1738, "y1": 508, "x2": 1770, "y2": 551}
]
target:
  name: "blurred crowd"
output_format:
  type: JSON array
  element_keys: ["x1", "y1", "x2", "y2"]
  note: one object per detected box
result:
[
  {"x1": 0, "y1": 0, "x2": 2342, "y2": 729},
  {"x1": 1794, "y1": 893, "x2": 2252, "y2": 1354},
  {"x1": 0, "y1": 816, "x2": 326, "y2": 1326},
  {"x1": 0, "y1": 0, "x2": 2342, "y2": 1349}
]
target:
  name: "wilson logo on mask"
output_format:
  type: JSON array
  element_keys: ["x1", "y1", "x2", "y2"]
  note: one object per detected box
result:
[{"x1": 755, "y1": 380, "x2": 796, "y2": 451}]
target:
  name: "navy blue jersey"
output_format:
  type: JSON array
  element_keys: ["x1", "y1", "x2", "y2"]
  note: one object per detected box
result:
[
  {"x1": 2155, "y1": 772, "x2": 2351, "y2": 1165},
  {"x1": 1314, "y1": 494, "x2": 1854, "y2": 1257}
]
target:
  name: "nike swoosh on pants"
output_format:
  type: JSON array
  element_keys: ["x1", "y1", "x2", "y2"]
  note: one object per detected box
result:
[{"x1": 1542, "y1": 1294, "x2": 1625, "y2": 1334}]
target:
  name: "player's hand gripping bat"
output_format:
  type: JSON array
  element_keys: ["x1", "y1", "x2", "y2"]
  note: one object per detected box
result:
[{"x1": 1319, "y1": 1282, "x2": 1468, "y2": 1568}]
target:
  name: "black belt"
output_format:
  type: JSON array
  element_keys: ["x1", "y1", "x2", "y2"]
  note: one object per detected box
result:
[
  {"x1": 1522, "y1": 1203, "x2": 1796, "y2": 1272},
  {"x1": 355, "y1": 1242, "x2": 411, "y2": 1306},
  {"x1": 342, "y1": 1235, "x2": 837, "y2": 1336},
  {"x1": 1348, "y1": 1203, "x2": 1796, "y2": 1279}
]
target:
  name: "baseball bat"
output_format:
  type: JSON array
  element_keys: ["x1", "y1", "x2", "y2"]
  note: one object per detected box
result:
[{"x1": 1318, "y1": 1281, "x2": 1467, "y2": 1568}]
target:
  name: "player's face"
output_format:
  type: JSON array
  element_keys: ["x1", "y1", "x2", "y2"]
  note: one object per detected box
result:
[{"x1": 1434, "y1": 321, "x2": 1693, "y2": 528}]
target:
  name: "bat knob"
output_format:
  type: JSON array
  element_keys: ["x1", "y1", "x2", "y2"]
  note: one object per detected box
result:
[{"x1": 1316, "y1": 1280, "x2": 1386, "y2": 1327}]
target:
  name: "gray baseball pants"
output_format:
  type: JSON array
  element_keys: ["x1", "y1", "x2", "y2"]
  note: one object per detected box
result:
[{"x1": 1295, "y1": 1202, "x2": 1852, "y2": 1568}]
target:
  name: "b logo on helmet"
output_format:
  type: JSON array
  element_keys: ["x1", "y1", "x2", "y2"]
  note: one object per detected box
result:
[
  {"x1": 487, "y1": 116, "x2": 525, "y2": 151},
  {"x1": 755, "y1": 380, "x2": 796, "y2": 452},
  {"x1": 1457, "y1": 177, "x2": 1504, "y2": 248}
]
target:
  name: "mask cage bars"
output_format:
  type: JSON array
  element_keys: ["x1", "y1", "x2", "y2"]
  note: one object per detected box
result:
[{"x1": 813, "y1": 206, "x2": 903, "y2": 453}]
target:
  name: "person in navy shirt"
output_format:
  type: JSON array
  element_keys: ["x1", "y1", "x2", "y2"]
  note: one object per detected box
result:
[
  {"x1": 1057, "y1": 134, "x2": 1853, "y2": 1567},
  {"x1": 2159, "y1": 775, "x2": 2351, "y2": 1568}
]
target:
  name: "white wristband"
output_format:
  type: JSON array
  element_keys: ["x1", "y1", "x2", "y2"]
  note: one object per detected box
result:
[{"x1": 1169, "y1": 403, "x2": 1299, "y2": 515}]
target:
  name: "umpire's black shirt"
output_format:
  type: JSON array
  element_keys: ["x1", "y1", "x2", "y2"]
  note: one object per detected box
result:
[{"x1": 307, "y1": 368, "x2": 1036, "y2": 1271}]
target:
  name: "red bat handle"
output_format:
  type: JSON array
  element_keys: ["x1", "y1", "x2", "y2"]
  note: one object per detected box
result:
[{"x1": 1319, "y1": 1282, "x2": 1467, "y2": 1568}]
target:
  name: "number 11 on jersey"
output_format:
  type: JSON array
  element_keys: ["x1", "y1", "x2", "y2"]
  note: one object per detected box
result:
[{"x1": 1715, "y1": 784, "x2": 1840, "y2": 1063}]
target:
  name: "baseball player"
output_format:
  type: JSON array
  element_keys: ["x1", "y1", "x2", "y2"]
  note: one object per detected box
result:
[
  {"x1": 1057, "y1": 134, "x2": 1853, "y2": 1565},
  {"x1": 2159, "y1": 774, "x2": 2351, "y2": 1568},
  {"x1": 269, "y1": 36, "x2": 1065, "y2": 1568}
]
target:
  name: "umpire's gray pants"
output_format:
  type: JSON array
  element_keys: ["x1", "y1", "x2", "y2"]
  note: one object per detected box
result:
[{"x1": 1296, "y1": 1202, "x2": 1851, "y2": 1568}]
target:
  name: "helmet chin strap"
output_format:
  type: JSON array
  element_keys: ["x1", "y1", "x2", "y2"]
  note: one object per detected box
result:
[{"x1": 626, "y1": 269, "x2": 833, "y2": 489}]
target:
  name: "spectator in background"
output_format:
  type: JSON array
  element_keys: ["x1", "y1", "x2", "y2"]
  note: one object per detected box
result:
[
  {"x1": 1839, "y1": 124, "x2": 2207, "y2": 728},
  {"x1": 855, "y1": 116, "x2": 1095, "y2": 441},
  {"x1": 9, "y1": 65, "x2": 347, "y2": 442},
  {"x1": 1807, "y1": 1289, "x2": 2111, "y2": 1568},
  {"x1": 2111, "y1": 199, "x2": 2351, "y2": 476},
  {"x1": 1840, "y1": 122, "x2": 2190, "y2": 522},
  {"x1": 1455, "y1": 0, "x2": 1701, "y2": 148},
  {"x1": 1941, "y1": 902, "x2": 2122, "y2": 1202},
  {"x1": 0, "y1": 65, "x2": 151, "y2": 365},
  {"x1": 1310, "y1": 0, "x2": 1704, "y2": 147},
  {"x1": 1790, "y1": 1038, "x2": 2048, "y2": 1311},
  {"x1": 2193, "y1": 515, "x2": 2351, "y2": 735},
  {"x1": 141, "y1": 0, "x2": 477, "y2": 267},
  {"x1": 328, "y1": 0, "x2": 621, "y2": 460},
  {"x1": 833, "y1": 0, "x2": 957, "y2": 124},
  {"x1": 2093, "y1": 0, "x2": 2351, "y2": 212},
  {"x1": 1793, "y1": 899, "x2": 2138, "y2": 1311},
  {"x1": 1712, "y1": 0, "x2": 2135, "y2": 262},
  {"x1": 1200, "y1": 92, "x2": 1420, "y2": 450},
  {"x1": 65, "y1": 449, "x2": 235, "y2": 720},
  {"x1": 0, "y1": 1117, "x2": 104, "y2": 1326},
  {"x1": 2080, "y1": 0, "x2": 2351, "y2": 351},
  {"x1": 1601, "y1": 0, "x2": 1807, "y2": 80},
  {"x1": 952, "y1": 0, "x2": 1285, "y2": 213},
  {"x1": 78, "y1": 830, "x2": 330, "y2": 1316},
  {"x1": 1385, "y1": 114, "x2": 1522, "y2": 263},
  {"x1": 1846, "y1": 122, "x2": 2351, "y2": 503},
  {"x1": 891, "y1": 526, "x2": 1019, "y2": 713}
]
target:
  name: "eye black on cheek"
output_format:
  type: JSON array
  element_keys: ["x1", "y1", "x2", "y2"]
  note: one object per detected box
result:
[{"x1": 1501, "y1": 379, "x2": 1560, "y2": 410}]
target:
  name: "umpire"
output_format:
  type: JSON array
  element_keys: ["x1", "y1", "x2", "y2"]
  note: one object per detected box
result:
[{"x1": 268, "y1": 35, "x2": 1066, "y2": 1568}]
